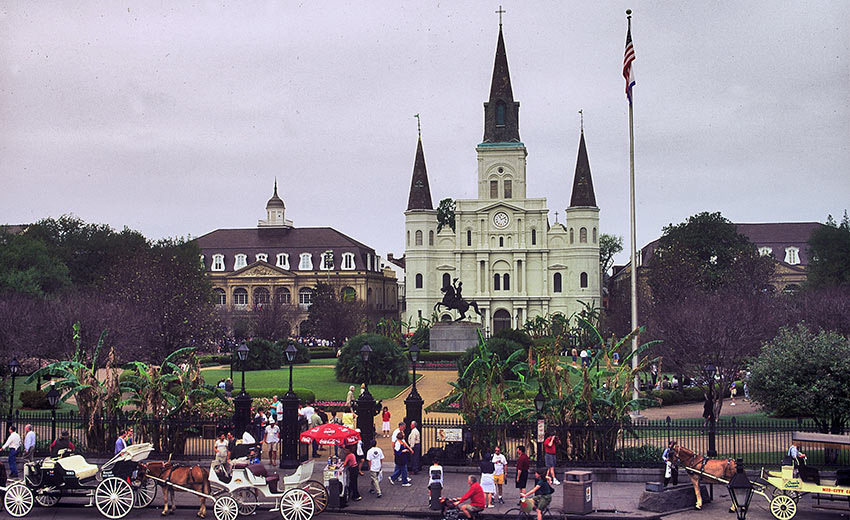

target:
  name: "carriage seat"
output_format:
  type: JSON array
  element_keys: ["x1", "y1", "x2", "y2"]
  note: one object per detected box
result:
[
  {"x1": 246, "y1": 463, "x2": 279, "y2": 493},
  {"x1": 56, "y1": 455, "x2": 99, "y2": 480},
  {"x1": 836, "y1": 469, "x2": 850, "y2": 487},
  {"x1": 798, "y1": 464, "x2": 821, "y2": 485}
]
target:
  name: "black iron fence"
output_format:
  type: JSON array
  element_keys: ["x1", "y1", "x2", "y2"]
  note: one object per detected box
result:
[{"x1": 420, "y1": 416, "x2": 849, "y2": 469}]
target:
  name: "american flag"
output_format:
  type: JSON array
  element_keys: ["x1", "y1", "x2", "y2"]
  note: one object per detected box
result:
[{"x1": 623, "y1": 21, "x2": 635, "y2": 104}]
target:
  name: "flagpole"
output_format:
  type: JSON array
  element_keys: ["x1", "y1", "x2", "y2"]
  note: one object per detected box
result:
[{"x1": 625, "y1": 9, "x2": 641, "y2": 411}]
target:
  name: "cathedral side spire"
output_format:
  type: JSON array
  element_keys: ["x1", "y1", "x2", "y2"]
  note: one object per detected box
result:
[
  {"x1": 406, "y1": 136, "x2": 433, "y2": 211},
  {"x1": 569, "y1": 130, "x2": 597, "y2": 207},
  {"x1": 482, "y1": 24, "x2": 520, "y2": 143}
]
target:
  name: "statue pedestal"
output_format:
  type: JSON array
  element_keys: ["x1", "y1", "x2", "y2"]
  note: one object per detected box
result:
[
  {"x1": 638, "y1": 483, "x2": 712, "y2": 512},
  {"x1": 430, "y1": 322, "x2": 481, "y2": 352}
]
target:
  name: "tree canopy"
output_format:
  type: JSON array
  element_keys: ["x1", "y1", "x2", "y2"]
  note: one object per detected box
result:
[
  {"x1": 807, "y1": 212, "x2": 850, "y2": 288},
  {"x1": 599, "y1": 233, "x2": 623, "y2": 276},
  {"x1": 301, "y1": 282, "x2": 366, "y2": 347},
  {"x1": 436, "y1": 198, "x2": 456, "y2": 233}
]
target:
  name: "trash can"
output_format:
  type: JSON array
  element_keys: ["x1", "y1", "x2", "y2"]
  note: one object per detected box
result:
[
  {"x1": 327, "y1": 478, "x2": 343, "y2": 509},
  {"x1": 563, "y1": 470, "x2": 593, "y2": 515},
  {"x1": 429, "y1": 482, "x2": 443, "y2": 510}
]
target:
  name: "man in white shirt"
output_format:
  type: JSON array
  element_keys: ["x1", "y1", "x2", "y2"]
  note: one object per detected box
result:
[
  {"x1": 23, "y1": 425, "x2": 36, "y2": 463},
  {"x1": 390, "y1": 422, "x2": 405, "y2": 449},
  {"x1": 491, "y1": 446, "x2": 508, "y2": 504},
  {"x1": 408, "y1": 421, "x2": 421, "y2": 474},
  {"x1": 2, "y1": 426, "x2": 22, "y2": 478},
  {"x1": 242, "y1": 430, "x2": 256, "y2": 445},
  {"x1": 300, "y1": 403, "x2": 315, "y2": 423},
  {"x1": 365, "y1": 440, "x2": 384, "y2": 498},
  {"x1": 264, "y1": 420, "x2": 280, "y2": 465}
]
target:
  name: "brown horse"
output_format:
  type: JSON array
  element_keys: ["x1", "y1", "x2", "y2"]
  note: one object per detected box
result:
[
  {"x1": 140, "y1": 461, "x2": 210, "y2": 518},
  {"x1": 671, "y1": 445, "x2": 737, "y2": 510}
]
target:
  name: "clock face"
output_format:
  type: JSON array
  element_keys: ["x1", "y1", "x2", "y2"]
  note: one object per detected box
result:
[{"x1": 493, "y1": 211, "x2": 510, "y2": 229}]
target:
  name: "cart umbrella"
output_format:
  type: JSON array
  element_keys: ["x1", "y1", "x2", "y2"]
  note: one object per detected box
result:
[{"x1": 300, "y1": 424, "x2": 361, "y2": 446}]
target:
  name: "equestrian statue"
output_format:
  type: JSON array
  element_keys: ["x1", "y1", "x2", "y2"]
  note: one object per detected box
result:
[{"x1": 434, "y1": 278, "x2": 482, "y2": 322}]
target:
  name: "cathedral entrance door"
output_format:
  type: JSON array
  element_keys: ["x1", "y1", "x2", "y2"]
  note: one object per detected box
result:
[{"x1": 493, "y1": 309, "x2": 511, "y2": 333}]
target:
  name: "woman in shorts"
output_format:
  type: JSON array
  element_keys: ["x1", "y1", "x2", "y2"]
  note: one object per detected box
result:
[{"x1": 381, "y1": 407, "x2": 391, "y2": 438}]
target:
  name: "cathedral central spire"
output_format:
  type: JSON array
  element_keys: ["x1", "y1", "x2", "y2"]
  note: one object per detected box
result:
[{"x1": 482, "y1": 24, "x2": 520, "y2": 144}]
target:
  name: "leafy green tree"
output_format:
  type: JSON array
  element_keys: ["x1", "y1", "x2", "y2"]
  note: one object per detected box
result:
[
  {"x1": 302, "y1": 282, "x2": 366, "y2": 347},
  {"x1": 335, "y1": 333, "x2": 409, "y2": 386},
  {"x1": 436, "y1": 198, "x2": 456, "y2": 233},
  {"x1": 599, "y1": 233, "x2": 624, "y2": 276},
  {"x1": 0, "y1": 232, "x2": 71, "y2": 296},
  {"x1": 749, "y1": 325, "x2": 850, "y2": 433},
  {"x1": 807, "y1": 212, "x2": 850, "y2": 288},
  {"x1": 242, "y1": 338, "x2": 283, "y2": 371}
]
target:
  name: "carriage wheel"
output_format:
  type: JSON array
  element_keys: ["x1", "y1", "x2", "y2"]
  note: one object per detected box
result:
[
  {"x1": 278, "y1": 488, "x2": 314, "y2": 520},
  {"x1": 300, "y1": 480, "x2": 328, "y2": 513},
  {"x1": 95, "y1": 476, "x2": 135, "y2": 519},
  {"x1": 781, "y1": 489, "x2": 802, "y2": 501},
  {"x1": 213, "y1": 495, "x2": 239, "y2": 520},
  {"x1": 3, "y1": 483, "x2": 34, "y2": 517},
  {"x1": 34, "y1": 487, "x2": 61, "y2": 507},
  {"x1": 232, "y1": 488, "x2": 258, "y2": 516},
  {"x1": 132, "y1": 477, "x2": 157, "y2": 508},
  {"x1": 769, "y1": 494, "x2": 798, "y2": 520}
]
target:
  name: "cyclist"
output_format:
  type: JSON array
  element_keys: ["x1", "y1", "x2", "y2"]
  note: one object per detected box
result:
[{"x1": 519, "y1": 467, "x2": 554, "y2": 520}]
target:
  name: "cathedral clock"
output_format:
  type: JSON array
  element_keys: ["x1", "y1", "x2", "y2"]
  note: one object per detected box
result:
[{"x1": 493, "y1": 211, "x2": 510, "y2": 229}]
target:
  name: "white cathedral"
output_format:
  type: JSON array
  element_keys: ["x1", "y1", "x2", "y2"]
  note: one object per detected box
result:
[{"x1": 402, "y1": 23, "x2": 601, "y2": 333}]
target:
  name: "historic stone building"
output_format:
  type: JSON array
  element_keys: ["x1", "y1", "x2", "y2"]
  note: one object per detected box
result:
[
  {"x1": 196, "y1": 182, "x2": 400, "y2": 335},
  {"x1": 403, "y1": 24, "x2": 601, "y2": 333}
]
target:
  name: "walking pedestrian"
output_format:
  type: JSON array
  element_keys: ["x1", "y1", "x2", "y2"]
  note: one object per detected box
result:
[
  {"x1": 22, "y1": 425, "x2": 35, "y2": 463},
  {"x1": 543, "y1": 432, "x2": 561, "y2": 485},
  {"x1": 114, "y1": 430, "x2": 128, "y2": 456},
  {"x1": 479, "y1": 454, "x2": 495, "y2": 508},
  {"x1": 264, "y1": 419, "x2": 280, "y2": 465},
  {"x1": 408, "y1": 421, "x2": 421, "y2": 474},
  {"x1": 365, "y1": 440, "x2": 384, "y2": 498},
  {"x1": 345, "y1": 386, "x2": 356, "y2": 411},
  {"x1": 492, "y1": 446, "x2": 507, "y2": 504},
  {"x1": 730, "y1": 381, "x2": 737, "y2": 406},
  {"x1": 343, "y1": 445, "x2": 362, "y2": 502},
  {"x1": 309, "y1": 408, "x2": 323, "y2": 457},
  {"x1": 662, "y1": 441, "x2": 678, "y2": 486},
  {"x1": 212, "y1": 432, "x2": 231, "y2": 476},
  {"x1": 388, "y1": 431, "x2": 412, "y2": 486},
  {"x1": 381, "y1": 407, "x2": 391, "y2": 438},
  {"x1": 515, "y1": 445, "x2": 530, "y2": 495},
  {"x1": 269, "y1": 396, "x2": 280, "y2": 422},
  {"x1": 2, "y1": 426, "x2": 22, "y2": 478}
]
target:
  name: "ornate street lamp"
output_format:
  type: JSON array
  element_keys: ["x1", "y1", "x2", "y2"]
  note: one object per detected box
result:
[
  {"x1": 8, "y1": 358, "x2": 21, "y2": 416},
  {"x1": 280, "y1": 343, "x2": 300, "y2": 469},
  {"x1": 534, "y1": 388, "x2": 546, "y2": 464},
  {"x1": 47, "y1": 385, "x2": 60, "y2": 443},
  {"x1": 727, "y1": 459, "x2": 754, "y2": 520},
  {"x1": 232, "y1": 342, "x2": 252, "y2": 438},
  {"x1": 703, "y1": 362, "x2": 717, "y2": 457},
  {"x1": 405, "y1": 342, "x2": 424, "y2": 432},
  {"x1": 356, "y1": 343, "x2": 377, "y2": 451}
]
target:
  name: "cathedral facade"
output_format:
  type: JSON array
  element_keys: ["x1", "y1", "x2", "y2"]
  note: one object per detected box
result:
[{"x1": 403, "y1": 25, "x2": 601, "y2": 333}]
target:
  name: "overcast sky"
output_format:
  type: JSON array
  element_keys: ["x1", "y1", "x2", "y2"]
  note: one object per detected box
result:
[{"x1": 2, "y1": 1, "x2": 848, "y2": 267}]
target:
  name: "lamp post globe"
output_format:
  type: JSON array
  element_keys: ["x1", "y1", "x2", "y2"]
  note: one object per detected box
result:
[
  {"x1": 47, "y1": 385, "x2": 60, "y2": 442},
  {"x1": 8, "y1": 358, "x2": 21, "y2": 416},
  {"x1": 727, "y1": 459, "x2": 754, "y2": 520},
  {"x1": 356, "y1": 342, "x2": 377, "y2": 452}
]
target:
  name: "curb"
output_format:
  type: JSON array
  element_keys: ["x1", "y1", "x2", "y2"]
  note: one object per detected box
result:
[{"x1": 327, "y1": 507, "x2": 662, "y2": 519}]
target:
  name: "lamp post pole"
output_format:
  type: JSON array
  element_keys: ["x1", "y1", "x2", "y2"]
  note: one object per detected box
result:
[
  {"x1": 404, "y1": 343, "x2": 424, "y2": 431},
  {"x1": 280, "y1": 344, "x2": 300, "y2": 469},
  {"x1": 356, "y1": 343, "x2": 377, "y2": 451},
  {"x1": 8, "y1": 358, "x2": 21, "y2": 418},
  {"x1": 704, "y1": 363, "x2": 717, "y2": 457},
  {"x1": 47, "y1": 385, "x2": 60, "y2": 444},
  {"x1": 232, "y1": 343, "x2": 252, "y2": 437},
  {"x1": 534, "y1": 389, "x2": 546, "y2": 465}
]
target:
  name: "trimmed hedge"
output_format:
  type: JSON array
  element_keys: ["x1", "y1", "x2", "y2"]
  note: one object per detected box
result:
[
  {"x1": 19, "y1": 390, "x2": 50, "y2": 409},
  {"x1": 311, "y1": 349, "x2": 337, "y2": 359},
  {"x1": 247, "y1": 387, "x2": 316, "y2": 404},
  {"x1": 199, "y1": 354, "x2": 232, "y2": 367},
  {"x1": 641, "y1": 383, "x2": 740, "y2": 406},
  {"x1": 417, "y1": 351, "x2": 464, "y2": 362}
]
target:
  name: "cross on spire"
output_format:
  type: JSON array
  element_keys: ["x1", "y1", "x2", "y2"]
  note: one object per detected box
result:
[
  {"x1": 579, "y1": 109, "x2": 584, "y2": 133},
  {"x1": 414, "y1": 113, "x2": 421, "y2": 138},
  {"x1": 555, "y1": 211, "x2": 559, "y2": 223},
  {"x1": 495, "y1": 5, "x2": 506, "y2": 26}
]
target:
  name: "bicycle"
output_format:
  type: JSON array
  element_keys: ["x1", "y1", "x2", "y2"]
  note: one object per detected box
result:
[{"x1": 502, "y1": 499, "x2": 554, "y2": 520}]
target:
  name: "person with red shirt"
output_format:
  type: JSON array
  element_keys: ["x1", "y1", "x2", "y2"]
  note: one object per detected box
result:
[
  {"x1": 515, "y1": 445, "x2": 531, "y2": 494},
  {"x1": 453, "y1": 475, "x2": 485, "y2": 518},
  {"x1": 543, "y1": 433, "x2": 561, "y2": 485}
]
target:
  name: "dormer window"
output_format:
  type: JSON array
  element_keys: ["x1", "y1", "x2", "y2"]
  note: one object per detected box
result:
[
  {"x1": 276, "y1": 253, "x2": 290, "y2": 270},
  {"x1": 342, "y1": 253, "x2": 355, "y2": 270},
  {"x1": 759, "y1": 247, "x2": 773, "y2": 257},
  {"x1": 212, "y1": 254, "x2": 225, "y2": 271},
  {"x1": 234, "y1": 254, "x2": 247, "y2": 270},
  {"x1": 785, "y1": 247, "x2": 800, "y2": 265},
  {"x1": 320, "y1": 251, "x2": 334, "y2": 270},
  {"x1": 256, "y1": 253, "x2": 268, "y2": 263},
  {"x1": 299, "y1": 253, "x2": 313, "y2": 270}
]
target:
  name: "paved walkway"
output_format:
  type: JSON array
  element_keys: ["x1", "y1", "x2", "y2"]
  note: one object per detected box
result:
[{"x1": 639, "y1": 398, "x2": 760, "y2": 420}]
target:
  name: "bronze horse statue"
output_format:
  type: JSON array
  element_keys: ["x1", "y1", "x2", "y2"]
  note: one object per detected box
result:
[
  {"x1": 140, "y1": 460, "x2": 211, "y2": 517},
  {"x1": 671, "y1": 444, "x2": 737, "y2": 511},
  {"x1": 434, "y1": 278, "x2": 482, "y2": 321}
]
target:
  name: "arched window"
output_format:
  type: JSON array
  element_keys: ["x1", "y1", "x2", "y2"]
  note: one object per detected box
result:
[
  {"x1": 415, "y1": 273, "x2": 423, "y2": 289},
  {"x1": 298, "y1": 287, "x2": 314, "y2": 307},
  {"x1": 415, "y1": 230, "x2": 423, "y2": 246},
  {"x1": 234, "y1": 288, "x2": 248, "y2": 306},
  {"x1": 503, "y1": 273, "x2": 510, "y2": 291},
  {"x1": 407, "y1": 231, "x2": 410, "y2": 246},
  {"x1": 553, "y1": 273, "x2": 562, "y2": 293},
  {"x1": 234, "y1": 254, "x2": 247, "y2": 270},
  {"x1": 503, "y1": 179, "x2": 512, "y2": 199},
  {"x1": 490, "y1": 180, "x2": 499, "y2": 199},
  {"x1": 442, "y1": 273, "x2": 451, "y2": 289},
  {"x1": 592, "y1": 227, "x2": 597, "y2": 243},
  {"x1": 275, "y1": 288, "x2": 291, "y2": 304},
  {"x1": 499, "y1": 236, "x2": 504, "y2": 247},
  {"x1": 496, "y1": 101, "x2": 506, "y2": 127},
  {"x1": 254, "y1": 287, "x2": 270, "y2": 306},
  {"x1": 569, "y1": 229, "x2": 574, "y2": 244},
  {"x1": 580, "y1": 227, "x2": 588, "y2": 243},
  {"x1": 580, "y1": 272, "x2": 588, "y2": 288},
  {"x1": 213, "y1": 288, "x2": 226, "y2": 305},
  {"x1": 341, "y1": 287, "x2": 356, "y2": 302},
  {"x1": 212, "y1": 254, "x2": 225, "y2": 271},
  {"x1": 531, "y1": 228, "x2": 537, "y2": 245},
  {"x1": 467, "y1": 229, "x2": 472, "y2": 246},
  {"x1": 493, "y1": 273, "x2": 501, "y2": 291},
  {"x1": 429, "y1": 230, "x2": 434, "y2": 246}
]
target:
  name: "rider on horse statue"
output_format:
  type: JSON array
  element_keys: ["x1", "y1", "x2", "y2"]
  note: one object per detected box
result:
[{"x1": 435, "y1": 278, "x2": 482, "y2": 322}]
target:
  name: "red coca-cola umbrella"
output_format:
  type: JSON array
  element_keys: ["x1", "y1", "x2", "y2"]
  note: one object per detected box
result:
[{"x1": 299, "y1": 423, "x2": 361, "y2": 446}]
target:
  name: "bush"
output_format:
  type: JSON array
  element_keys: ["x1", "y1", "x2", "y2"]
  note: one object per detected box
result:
[
  {"x1": 290, "y1": 341, "x2": 311, "y2": 364},
  {"x1": 311, "y1": 349, "x2": 337, "y2": 359},
  {"x1": 417, "y1": 351, "x2": 463, "y2": 362},
  {"x1": 199, "y1": 354, "x2": 231, "y2": 367},
  {"x1": 457, "y1": 337, "x2": 525, "y2": 378},
  {"x1": 335, "y1": 334, "x2": 409, "y2": 386},
  {"x1": 493, "y1": 328, "x2": 534, "y2": 351},
  {"x1": 19, "y1": 390, "x2": 50, "y2": 409},
  {"x1": 244, "y1": 338, "x2": 283, "y2": 371},
  {"x1": 409, "y1": 326, "x2": 430, "y2": 351}
]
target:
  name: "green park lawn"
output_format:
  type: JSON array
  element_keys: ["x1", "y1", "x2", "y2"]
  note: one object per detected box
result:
[
  {"x1": 202, "y1": 366, "x2": 414, "y2": 401},
  {"x1": 7, "y1": 379, "x2": 78, "y2": 413}
]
